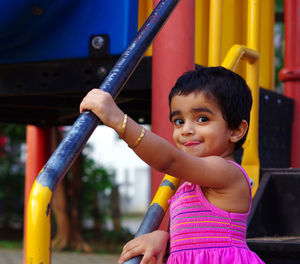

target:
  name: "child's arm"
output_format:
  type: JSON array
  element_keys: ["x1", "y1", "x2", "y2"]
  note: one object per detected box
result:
[
  {"x1": 80, "y1": 89, "x2": 241, "y2": 189},
  {"x1": 118, "y1": 230, "x2": 169, "y2": 264}
]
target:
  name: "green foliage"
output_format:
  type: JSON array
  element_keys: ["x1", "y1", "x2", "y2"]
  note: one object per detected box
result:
[
  {"x1": 0, "y1": 123, "x2": 25, "y2": 143},
  {"x1": 274, "y1": 0, "x2": 284, "y2": 92},
  {"x1": 0, "y1": 239, "x2": 23, "y2": 249},
  {"x1": 0, "y1": 123, "x2": 26, "y2": 229},
  {"x1": 0, "y1": 156, "x2": 24, "y2": 199},
  {"x1": 81, "y1": 146, "x2": 115, "y2": 222},
  {"x1": 275, "y1": 0, "x2": 284, "y2": 13},
  {"x1": 82, "y1": 154, "x2": 114, "y2": 193},
  {"x1": 274, "y1": 23, "x2": 284, "y2": 92}
]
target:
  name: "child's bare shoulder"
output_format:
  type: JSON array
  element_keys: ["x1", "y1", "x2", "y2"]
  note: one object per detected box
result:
[
  {"x1": 185, "y1": 156, "x2": 242, "y2": 188},
  {"x1": 201, "y1": 158, "x2": 251, "y2": 213}
]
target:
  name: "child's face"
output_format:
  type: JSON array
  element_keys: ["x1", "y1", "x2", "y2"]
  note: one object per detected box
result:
[{"x1": 170, "y1": 92, "x2": 235, "y2": 158}]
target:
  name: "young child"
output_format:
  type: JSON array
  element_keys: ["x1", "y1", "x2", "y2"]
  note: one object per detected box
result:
[{"x1": 80, "y1": 66, "x2": 265, "y2": 264}]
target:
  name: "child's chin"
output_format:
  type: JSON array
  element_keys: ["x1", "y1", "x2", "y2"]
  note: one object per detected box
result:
[{"x1": 186, "y1": 149, "x2": 204, "y2": 157}]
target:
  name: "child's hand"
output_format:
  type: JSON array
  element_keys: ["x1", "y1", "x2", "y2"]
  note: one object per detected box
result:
[
  {"x1": 80, "y1": 88, "x2": 123, "y2": 130},
  {"x1": 119, "y1": 230, "x2": 169, "y2": 264}
]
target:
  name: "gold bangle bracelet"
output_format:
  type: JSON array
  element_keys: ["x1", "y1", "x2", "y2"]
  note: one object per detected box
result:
[
  {"x1": 119, "y1": 114, "x2": 128, "y2": 139},
  {"x1": 130, "y1": 127, "x2": 146, "y2": 148}
]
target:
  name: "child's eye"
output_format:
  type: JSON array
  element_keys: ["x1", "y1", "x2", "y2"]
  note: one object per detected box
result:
[
  {"x1": 197, "y1": 116, "x2": 208, "y2": 123},
  {"x1": 173, "y1": 118, "x2": 184, "y2": 126}
]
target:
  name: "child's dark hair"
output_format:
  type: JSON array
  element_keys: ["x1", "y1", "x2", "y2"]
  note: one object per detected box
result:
[{"x1": 168, "y1": 66, "x2": 252, "y2": 150}]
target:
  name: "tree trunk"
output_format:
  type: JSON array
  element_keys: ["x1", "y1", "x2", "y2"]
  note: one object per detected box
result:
[
  {"x1": 51, "y1": 128, "x2": 91, "y2": 252},
  {"x1": 68, "y1": 153, "x2": 92, "y2": 252},
  {"x1": 51, "y1": 180, "x2": 70, "y2": 250},
  {"x1": 111, "y1": 185, "x2": 121, "y2": 232}
]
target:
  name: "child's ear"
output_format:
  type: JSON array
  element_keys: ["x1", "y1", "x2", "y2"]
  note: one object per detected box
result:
[{"x1": 230, "y1": 120, "x2": 248, "y2": 143}]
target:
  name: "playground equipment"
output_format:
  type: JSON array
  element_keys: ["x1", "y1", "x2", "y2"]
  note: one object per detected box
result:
[
  {"x1": 0, "y1": 0, "x2": 299, "y2": 263},
  {"x1": 25, "y1": 0, "x2": 181, "y2": 263}
]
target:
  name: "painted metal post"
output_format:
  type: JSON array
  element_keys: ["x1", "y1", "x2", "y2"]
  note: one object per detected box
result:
[
  {"x1": 195, "y1": 0, "x2": 209, "y2": 66},
  {"x1": 138, "y1": 0, "x2": 153, "y2": 57},
  {"x1": 241, "y1": 0, "x2": 261, "y2": 195},
  {"x1": 24, "y1": 126, "x2": 53, "y2": 264},
  {"x1": 279, "y1": 0, "x2": 300, "y2": 168},
  {"x1": 152, "y1": 0, "x2": 195, "y2": 231},
  {"x1": 208, "y1": 0, "x2": 223, "y2": 66},
  {"x1": 259, "y1": 0, "x2": 274, "y2": 90},
  {"x1": 26, "y1": 1, "x2": 181, "y2": 263}
]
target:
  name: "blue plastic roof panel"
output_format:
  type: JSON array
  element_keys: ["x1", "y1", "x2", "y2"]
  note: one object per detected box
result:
[{"x1": 0, "y1": 0, "x2": 139, "y2": 64}]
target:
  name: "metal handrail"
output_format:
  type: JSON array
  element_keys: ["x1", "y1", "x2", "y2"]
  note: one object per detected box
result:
[
  {"x1": 222, "y1": 44, "x2": 258, "y2": 71},
  {"x1": 26, "y1": 1, "x2": 181, "y2": 263}
]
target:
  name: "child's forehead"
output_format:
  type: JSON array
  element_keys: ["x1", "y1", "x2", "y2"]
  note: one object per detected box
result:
[
  {"x1": 170, "y1": 92, "x2": 224, "y2": 116},
  {"x1": 171, "y1": 91, "x2": 219, "y2": 107}
]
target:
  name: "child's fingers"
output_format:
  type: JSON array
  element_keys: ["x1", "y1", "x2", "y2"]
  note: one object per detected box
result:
[
  {"x1": 156, "y1": 249, "x2": 166, "y2": 264},
  {"x1": 122, "y1": 238, "x2": 141, "y2": 252},
  {"x1": 140, "y1": 253, "x2": 154, "y2": 264},
  {"x1": 119, "y1": 232, "x2": 168, "y2": 263},
  {"x1": 79, "y1": 91, "x2": 95, "y2": 113},
  {"x1": 79, "y1": 90, "x2": 102, "y2": 113},
  {"x1": 119, "y1": 242, "x2": 144, "y2": 263},
  {"x1": 79, "y1": 98, "x2": 87, "y2": 113},
  {"x1": 119, "y1": 248, "x2": 141, "y2": 263}
]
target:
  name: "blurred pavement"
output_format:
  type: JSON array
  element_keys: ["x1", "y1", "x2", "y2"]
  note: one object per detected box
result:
[{"x1": 0, "y1": 248, "x2": 119, "y2": 264}]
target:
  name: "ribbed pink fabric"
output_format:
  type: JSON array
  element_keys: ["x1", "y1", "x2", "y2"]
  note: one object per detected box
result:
[{"x1": 166, "y1": 161, "x2": 265, "y2": 264}]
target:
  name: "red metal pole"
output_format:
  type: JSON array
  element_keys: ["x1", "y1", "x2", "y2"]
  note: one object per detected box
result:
[
  {"x1": 152, "y1": 0, "x2": 195, "y2": 229},
  {"x1": 23, "y1": 126, "x2": 53, "y2": 263},
  {"x1": 279, "y1": 0, "x2": 300, "y2": 168}
]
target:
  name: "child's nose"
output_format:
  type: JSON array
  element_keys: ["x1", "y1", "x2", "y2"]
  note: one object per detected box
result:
[{"x1": 181, "y1": 121, "x2": 195, "y2": 136}]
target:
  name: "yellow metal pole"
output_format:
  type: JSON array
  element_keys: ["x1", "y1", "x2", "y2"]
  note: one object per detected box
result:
[
  {"x1": 26, "y1": 180, "x2": 52, "y2": 264},
  {"x1": 259, "y1": 0, "x2": 274, "y2": 90},
  {"x1": 138, "y1": 0, "x2": 153, "y2": 29},
  {"x1": 150, "y1": 174, "x2": 180, "y2": 211},
  {"x1": 208, "y1": 0, "x2": 223, "y2": 66},
  {"x1": 138, "y1": 0, "x2": 153, "y2": 56},
  {"x1": 221, "y1": 0, "x2": 243, "y2": 58},
  {"x1": 241, "y1": 0, "x2": 260, "y2": 195},
  {"x1": 222, "y1": 0, "x2": 247, "y2": 77},
  {"x1": 195, "y1": 0, "x2": 209, "y2": 66}
]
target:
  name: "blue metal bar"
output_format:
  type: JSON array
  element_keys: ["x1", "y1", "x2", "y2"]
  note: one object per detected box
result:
[
  {"x1": 123, "y1": 175, "x2": 180, "y2": 264},
  {"x1": 27, "y1": 1, "x2": 181, "y2": 263},
  {"x1": 36, "y1": 0, "x2": 181, "y2": 190},
  {"x1": 123, "y1": 204, "x2": 166, "y2": 264}
]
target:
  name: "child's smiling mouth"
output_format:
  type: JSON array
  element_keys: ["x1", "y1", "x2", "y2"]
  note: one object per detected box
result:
[{"x1": 183, "y1": 141, "x2": 201, "y2": 147}]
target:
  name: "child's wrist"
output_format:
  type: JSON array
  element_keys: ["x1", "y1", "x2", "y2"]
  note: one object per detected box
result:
[
  {"x1": 112, "y1": 111, "x2": 125, "y2": 137},
  {"x1": 119, "y1": 113, "x2": 128, "y2": 139}
]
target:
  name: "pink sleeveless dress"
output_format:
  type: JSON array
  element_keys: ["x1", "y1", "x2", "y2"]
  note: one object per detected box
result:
[{"x1": 166, "y1": 161, "x2": 265, "y2": 264}]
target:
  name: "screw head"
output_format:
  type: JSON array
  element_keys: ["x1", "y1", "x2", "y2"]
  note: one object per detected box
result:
[
  {"x1": 97, "y1": 67, "x2": 107, "y2": 78},
  {"x1": 91, "y1": 36, "x2": 104, "y2": 50}
]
